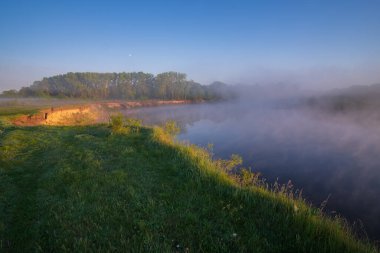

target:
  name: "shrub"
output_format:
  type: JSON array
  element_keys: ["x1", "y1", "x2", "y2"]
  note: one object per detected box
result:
[
  {"x1": 163, "y1": 120, "x2": 180, "y2": 136},
  {"x1": 125, "y1": 118, "x2": 142, "y2": 133},
  {"x1": 109, "y1": 113, "x2": 124, "y2": 133}
]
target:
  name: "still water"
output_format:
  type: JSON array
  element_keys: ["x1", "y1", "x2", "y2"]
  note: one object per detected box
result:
[{"x1": 122, "y1": 101, "x2": 380, "y2": 240}]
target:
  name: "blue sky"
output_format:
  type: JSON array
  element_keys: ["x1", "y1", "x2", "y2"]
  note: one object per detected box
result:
[{"x1": 1, "y1": 0, "x2": 380, "y2": 91}]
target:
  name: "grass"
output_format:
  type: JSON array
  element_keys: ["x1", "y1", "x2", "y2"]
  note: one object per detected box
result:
[
  {"x1": 0, "y1": 106, "x2": 41, "y2": 126},
  {"x1": 0, "y1": 108, "x2": 378, "y2": 252}
]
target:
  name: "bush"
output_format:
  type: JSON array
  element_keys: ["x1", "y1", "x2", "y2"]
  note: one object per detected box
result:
[
  {"x1": 125, "y1": 118, "x2": 142, "y2": 133},
  {"x1": 163, "y1": 120, "x2": 180, "y2": 136},
  {"x1": 109, "y1": 113, "x2": 124, "y2": 133}
]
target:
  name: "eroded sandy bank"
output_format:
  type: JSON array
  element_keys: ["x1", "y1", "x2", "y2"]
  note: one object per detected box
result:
[{"x1": 12, "y1": 100, "x2": 193, "y2": 126}]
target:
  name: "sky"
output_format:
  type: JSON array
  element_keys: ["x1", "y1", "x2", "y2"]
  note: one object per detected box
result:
[{"x1": 1, "y1": 0, "x2": 380, "y2": 91}]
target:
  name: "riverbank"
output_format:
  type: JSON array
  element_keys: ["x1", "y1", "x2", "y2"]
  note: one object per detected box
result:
[
  {"x1": 0, "y1": 107, "x2": 377, "y2": 252},
  {"x1": 8, "y1": 99, "x2": 194, "y2": 126}
]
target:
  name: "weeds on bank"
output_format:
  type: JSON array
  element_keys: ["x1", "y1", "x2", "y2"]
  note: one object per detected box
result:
[
  {"x1": 109, "y1": 113, "x2": 142, "y2": 134},
  {"x1": 163, "y1": 120, "x2": 180, "y2": 136}
]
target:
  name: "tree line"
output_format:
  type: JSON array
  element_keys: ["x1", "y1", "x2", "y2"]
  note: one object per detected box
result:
[
  {"x1": 305, "y1": 83, "x2": 380, "y2": 112},
  {"x1": 1, "y1": 72, "x2": 233, "y2": 101}
]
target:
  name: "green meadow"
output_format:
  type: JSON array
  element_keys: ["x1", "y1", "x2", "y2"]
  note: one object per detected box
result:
[{"x1": 0, "y1": 108, "x2": 377, "y2": 252}]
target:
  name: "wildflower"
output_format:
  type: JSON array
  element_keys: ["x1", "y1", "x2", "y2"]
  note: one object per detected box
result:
[
  {"x1": 232, "y1": 233, "x2": 237, "y2": 237},
  {"x1": 294, "y1": 204, "x2": 299, "y2": 213}
]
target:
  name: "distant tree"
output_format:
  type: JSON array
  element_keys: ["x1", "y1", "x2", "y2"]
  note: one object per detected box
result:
[{"x1": 0, "y1": 89, "x2": 19, "y2": 97}]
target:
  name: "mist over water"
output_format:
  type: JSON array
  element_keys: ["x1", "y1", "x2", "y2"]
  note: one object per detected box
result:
[{"x1": 123, "y1": 95, "x2": 380, "y2": 240}]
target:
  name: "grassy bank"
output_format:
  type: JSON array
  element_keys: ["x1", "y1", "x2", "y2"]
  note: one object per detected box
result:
[
  {"x1": 0, "y1": 111, "x2": 377, "y2": 252},
  {"x1": 0, "y1": 106, "x2": 41, "y2": 125}
]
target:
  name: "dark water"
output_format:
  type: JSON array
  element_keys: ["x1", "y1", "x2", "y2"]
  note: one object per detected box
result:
[{"x1": 122, "y1": 101, "x2": 380, "y2": 241}]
